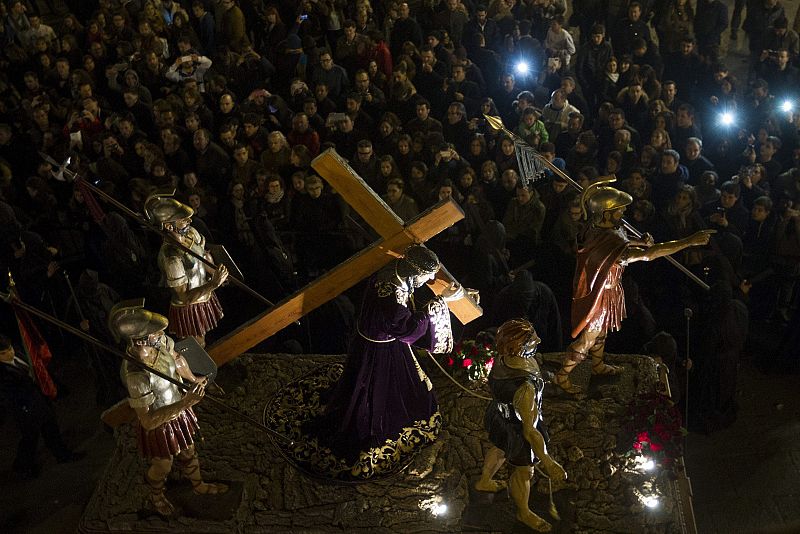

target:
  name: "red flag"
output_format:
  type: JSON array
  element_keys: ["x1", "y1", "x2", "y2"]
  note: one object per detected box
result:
[{"x1": 9, "y1": 279, "x2": 58, "y2": 399}]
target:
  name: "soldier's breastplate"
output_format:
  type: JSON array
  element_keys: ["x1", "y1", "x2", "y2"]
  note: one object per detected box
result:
[
  {"x1": 182, "y1": 250, "x2": 206, "y2": 291},
  {"x1": 149, "y1": 351, "x2": 182, "y2": 411}
]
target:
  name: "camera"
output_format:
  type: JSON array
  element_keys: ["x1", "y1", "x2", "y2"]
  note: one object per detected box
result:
[{"x1": 716, "y1": 207, "x2": 726, "y2": 215}]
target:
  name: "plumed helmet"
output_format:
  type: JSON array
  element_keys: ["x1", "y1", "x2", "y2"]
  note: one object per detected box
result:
[
  {"x1": 143, "y1": 190, "x2": 193, "y2": 226},
  {"x1": 580, "y1": 178, "x2": 632, "y2": 223},
  {"x1": 496, "y1": 318, "x2": 540, "y2": 368},
  {"x1": 108, "y1": 298, "x2": 169, "y2": 343},
  {"x1": 395, "y1": 244, "x2": 440, "y2": 280}
]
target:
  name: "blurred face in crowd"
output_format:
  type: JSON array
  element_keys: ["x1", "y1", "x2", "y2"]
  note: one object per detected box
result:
[
  {"x1": 219, "y1": 94, "x2": 234, "y2": 113},
  {"x1": 185, "y1": 114, "x2": 200, "y2": 132},
  {"x1": 470, "y1": 138, "x2": 483, "y2": 155},
  {"x1": 234, "y1": 146, "x2": 249, "y2": 164},
  {"x1": 220, "y1": 129, "x2": 236, "y2": 147},
  {"x1": 416, "y1": 103, "x2": 430, "y2": 120},
  {"x1": 397, "y1": 138, "x2": 410, "y2": 154},
  {"x1": 119, "y1": 119, "x2": 134, "y2": 138},
  {"x1": 447, "y1": 105, "x2": 462, "y2": 124},
  {"x1": 231, "y1": 182, "x2": 245, "y2": 200},
  {"x1": 243, "y1": 122, "x2": 258, "y2": 137},
  {"x1": 686, "y1": 140, "x2": 701, "y2": 161},
  {"x1": 720, "y1": 191, "x2": 738, "y2": 208},
  {"x1": 315, "y1": 84, "x2": 329, "y2": 101},
  {"x1": 293, "y1": 114, "x2": 309, "y2": 133},
  {"x1": 380, "y1": 160, "x2": 393, "y2": 177},
  {"x1": 306, "y1": 180, "x2": 323, "y2": 198},
  {"x1": 676, "y1": 108, "x2": 692, "y2": 127},
  {"x1": 421, "y1": 49, "x2": 435, "y2": 67},
  {"x1": 591, "y1": 31, "x2": 604, "y2": 46},
  {"x1": 502, "y1": 75, "x2": 515, "y2": 92},
  {"x1": 193, "y1": 130, "x2": 209, "y2": 151},
  {"x1": 460, "y1": 171, "x2": 474, "y2": 189},
  {"x1": 355, "y1": 72, "x2": 370, "y2": 92},
  {"x1": 319, "y1": 53, "x2": 334, "y2": 71},
  {"x1": 344, "y1": 25, "x2": 356, "y2": 41},
  {"x1": 675, "y1": 190, "x2": 692, "y2": 210},
  {"x1": 452, "y1": 65, "x2": 466, "y2": 82},
  {"x1": 268, "y1": 179, "x2": 282, "y2": 195},
  {"x1": 501, "y1": 138, "x2": 515, "y2": 156},
  {"x1": 292, "y1": 174, "x2": 305, "y2": 192},
  {"x1": 663, "y1": 83, "x2": 676, "y2": 101},
  {"x1": 386, "y1": 183, "x2": 402, "y2": 203},
  {"x1": 302, "y1": 99, "x2": 317, "y2": 116},
  {"x1": 438, "y1": 185, "x2": 453, "y2": 200},
  {"x1": 760, "y1": 141, "x2": 777, "y2": 160},
  {"x1": 379, "y1": 120, "x2": 394, "y2": 137},
  {"x1": 628, "y1": 5, "x2": 641, "y2": 21},
  {"x1": 516, "y1": 186, "x2": 531, "y2": 205},
  {"x1": 502, "y1": 170, "x2": 519, "y2": 191},
  {"x1": 183, "y1": 172, "x2": 198, "y2": 188},
  {"x1": 399, "y1": 2, "x2": 410, "y2": 19},
  {"x1": 661, "y1": 154, "x2": 679, "y2": 174},
  {"x1": 357, "y1": 144, "x2": 373, "y2": 162},
  {"x1": 752, "y1": 204, "x2": 770, "y2": 222}
]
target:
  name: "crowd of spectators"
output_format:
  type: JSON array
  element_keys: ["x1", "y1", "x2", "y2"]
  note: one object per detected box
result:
[{"x1": 2, "y1": 0, "x2": 800, "y2": 445}]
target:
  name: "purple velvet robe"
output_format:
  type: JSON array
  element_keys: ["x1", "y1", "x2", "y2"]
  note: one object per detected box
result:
[{"x1": 321, "y1": 274, "x2": 453, "y2": 457}]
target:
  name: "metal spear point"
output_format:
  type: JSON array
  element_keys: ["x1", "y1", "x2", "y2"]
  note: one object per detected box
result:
[{"x1": 483, "y1": 115, "x2": 710, "y2": 291}]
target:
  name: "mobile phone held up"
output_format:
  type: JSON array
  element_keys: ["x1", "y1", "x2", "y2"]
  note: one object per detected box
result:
[{"x1": 300, "y1": 14, "x2": 308, "y2": 20}]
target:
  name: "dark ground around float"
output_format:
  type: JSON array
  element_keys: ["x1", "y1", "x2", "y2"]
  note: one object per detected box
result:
[{"x1": 2, "y1": 0, "x2": 800, "y2": 532}]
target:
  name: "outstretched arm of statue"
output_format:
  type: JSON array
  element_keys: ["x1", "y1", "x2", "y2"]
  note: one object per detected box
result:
[
  {"x1": 623, "y1": 229, "x2": 715, "y2": 264},
  {"x1": 514, "y1": 383, "x2": 567, "y2": 482}
]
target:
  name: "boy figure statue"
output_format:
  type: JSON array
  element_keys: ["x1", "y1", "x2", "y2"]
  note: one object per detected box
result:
[
  {"x1": 475, "y1": 319, "x2": 567, "y2": 532},
  {"x1": 109, "y1": 300, "x2": 227, "y2": 516},
  {"x1": 144, "y1": 193, "x2": 228, "y2": 348},
  {"x1": 554, "y1": 180, "x2": 714, "y2": 393}
]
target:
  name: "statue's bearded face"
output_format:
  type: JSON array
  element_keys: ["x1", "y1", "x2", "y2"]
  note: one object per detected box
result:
[{"x1": 411, "y1": 271, "x2": 436, "y2": 289}]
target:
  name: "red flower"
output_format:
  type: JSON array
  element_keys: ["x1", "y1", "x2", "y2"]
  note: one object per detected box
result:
[
  {"x1": 649, "y1": 441, "x2": 664, "y2": 452},
  {"x1": 447, "y1": 357, "x2": 454, "y2": 366},
  {"x1": 632, "y1": 442, "x2": 643, "y2": 451},
  {"x1": 470, "y1": 345, "x2": 479, "y2": 356},
  {"x1": 463, "y1": 358, "x2": 473, "y2": 368},
  {"x1": 636, "y1": 431, "x2": 650, "y2": 443}
]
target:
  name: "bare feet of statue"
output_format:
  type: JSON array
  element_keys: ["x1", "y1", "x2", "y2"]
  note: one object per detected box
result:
[
  {"x1": 591, "y1": 361, "x2": 622, "y2": 375},
  {"x1": 192, "y1": 482, "x2": 229, "y2": 495},
  {"x1": 474, "y1": 479, "x2": 507, "y2": 492},
  {"x1": 517, "y1": 510, "x2": 552, "y2": 532}
]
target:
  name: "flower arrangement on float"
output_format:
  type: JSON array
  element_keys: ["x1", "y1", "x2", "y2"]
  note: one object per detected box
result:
[
  {"x1": 448, "y1": 337, "x2": 497, "y2": 381},
  {"x1": 622, "y1": 390, "x2": 686, "y2": 477}
]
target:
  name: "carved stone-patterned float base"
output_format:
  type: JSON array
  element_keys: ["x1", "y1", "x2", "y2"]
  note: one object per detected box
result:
[{"x1": 79, "y1": 352, "x2": 685, "y2": 533}]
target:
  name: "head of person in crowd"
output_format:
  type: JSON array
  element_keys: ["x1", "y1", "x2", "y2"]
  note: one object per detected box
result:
[
  {"x1": 290, "y1": 145, "x2": 312, "y2": 168},
  {"x1": 660, "y1": 150, "x2": 681, "y2": 175},
  {"x1": 447, "y1": 102, "x2": 466, "y2": 125},
  {"x1": 719, "y1": 181, "x2": 741, "y2": 209},
  {"x1": 751, "y1": 196, "x2": 773, "y2": 222}
]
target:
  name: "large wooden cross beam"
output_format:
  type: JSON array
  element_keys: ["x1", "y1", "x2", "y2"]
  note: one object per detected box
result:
[{"x1": 208, "y1": 149, "x2": 482, "y2": 366}]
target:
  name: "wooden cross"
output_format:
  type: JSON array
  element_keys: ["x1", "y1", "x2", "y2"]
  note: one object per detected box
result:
[{"x1": 208, "y1": 149, "x2": 482, "y2": 366}]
